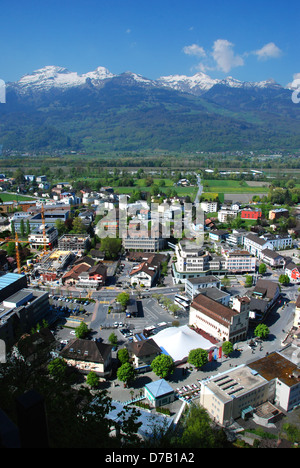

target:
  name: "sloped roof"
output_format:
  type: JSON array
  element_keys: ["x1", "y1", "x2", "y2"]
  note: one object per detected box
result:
[
  {"x1": 127, "y1": 338, "x2": 161, "y2": 357},
  {"x1": 145, "y1": 379, "x2": 174, "y2": 398},
  {"x1": 60, "y1": 338, "x2": 112, "y2": 363}
]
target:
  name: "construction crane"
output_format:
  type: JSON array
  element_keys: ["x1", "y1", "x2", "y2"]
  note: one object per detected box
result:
[
  {"x1": 41, "y1": 203, "x2": 47, "y2": 256},
  {"x1": 15, "y1": 232, "x2": 21, "y2": 274}
]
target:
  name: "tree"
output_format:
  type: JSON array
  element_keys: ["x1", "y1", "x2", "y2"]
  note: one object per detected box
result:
[
  {"x1": 259, "y1": 263, "x2": 267, "y2": 275},
  {"x1": 222, "y1": 341, "x2": 234, "y2": 356},
  {"x1": 55, "y1": 219, "x2": 67, "y2": 236},
  {"x1": 187, "y1": 348, "x2": 208, "y2": 369},
  {"x1": 86, "y1": 371, "x2": 99, "y2": 388},
  {"x1": 75, "y1": 322, "x2": 89, "y2": 339},
  {"x1": 151, "y1": 354, "x2": 174, "y2": 379},
  {"x1": 47, "y1": 357, "x2": 68, "y2": 381},
  {"x1": 117, "y1": 362, "x2": 136, "y2": 386},
  {"x1": 72, "y1": 216, "x2": 86, "y2": 234},
  {"x1": 116, "y1": 292, "x2": 130, "y2": 308},
  {"x1": 245, "y1": 275, "x2": 253, "y2": 287},
  {"x1": 108, "y1": 332, "x2": 118, "y2": 346},
  {"x1": 254, "y1": 323, "x2": 270, "y2": 340},
  {"x1": 20, "y1": 218, "x2": 25, "y2": 237},
  {"x1": 100, "y1": 237, "x2": 122, "y2": 259},
  {"x1": 117, "y1": 348, "x2": 129, "y2": 364},
  {"x1": 279, "y1": 274, "x2": 290, "y2": 285}
]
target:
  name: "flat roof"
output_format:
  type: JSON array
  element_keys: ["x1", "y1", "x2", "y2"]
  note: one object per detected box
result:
[
  {"x1": 0, "y1": 273, "x2": 24, "y2": 290},
  {"x1": 248, "y1": 352, "x2": 300, "y2": 387},
  {"x1": 202, "y1": 364, "x2": 267, "y2": 403}
]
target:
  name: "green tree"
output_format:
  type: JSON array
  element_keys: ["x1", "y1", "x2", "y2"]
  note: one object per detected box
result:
[
  {"x1": 47, "y1": 357, "x2": 68, "y2": 381},
  {"x1": 117, "y1": 348, "x2": 129, "y2": 364},
  {"x1": 72, "y1": 217, "x2": 86, "y2": 234},
  {"x1": 108, "y1": 332, "x2": 118, "y2": 346},
  {"x1": 151, "y1": 354, "x2": 174, "y2": 379},
  {"x1": 75, "y1": 322, "x2": 89, "y2": 339},
  {"x1": 20, "y1": 218, "x2": 25, "y2": 237},
  {"x1": 86, "y1": 371, "x2": 99, "y2": 389},
  {"x1": 259, "y1": 263, "x2": 267, "y2": 275},
  {"x1": 55, "y1": 219, "x2": 67, "y2": 236},
  {"x1": 222, "y1": 341, "x2": 234, "y2": 356},
  {"x1": 117, "y1": 362, "x2": 136, "y2": 386},
  {"x1": 187, "y1": 348, "x2": 208, "y2": 369},
  {"x1": 254, "y1": 323, "x2": 270, "y2": 340},
  {"x1": 100, "y1": 237, "x2": 122, "y2": 259},
  {"x1": 245, "y1": 275, "x2": 253, "y2": 287},
  {"x1": 116, "y1": 292, "x2": 130, "y2": 308},
  {"x1": 279, "y1": 274, "x2": 290, "y2": 285}
]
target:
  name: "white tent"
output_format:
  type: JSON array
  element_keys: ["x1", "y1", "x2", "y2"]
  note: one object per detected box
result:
[{"x1": 152, "y1": 325, "x2": 215, "y2": 363}]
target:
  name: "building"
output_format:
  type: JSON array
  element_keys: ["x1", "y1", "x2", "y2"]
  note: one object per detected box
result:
[
  {"x1": 127, "y1": 338, "x2": 161, "y2": 371},
  {"x1": 248, "y1": 352, "x2": 300, "y2": 413},
  {"x1": 249, "y1": 279, "x2": 280, "y2": 321},
  {"x1": 173, "y1": 240, "x2": 225, "y2": 283},
  {"x1": 129, "y1": 253, "x2": 166, "y2": 288},
  {"x1": 28, "y1": 226, "x2": 58, "y2": 249},
  {"x1": 200, "y1": 201, "x2": 218, "y2": 213},
  {"x1": 0, "y1": 273, "x2": 27, "y2": 303},
  {"x1": 144, "y1": 379, "x2": 175, "y2": 408},
  {"x1": 293, "y1": 296, "x2": 300, "y2": 328},
  {"x1": 241, "y1": 208, "x2": 262, "y2": 220},
  {"x1": 77, "y1": 263, "x2": 107, "y2": 289},
  {"x1": 269, "y1": 208, "x2": 289, "y2": 221},
  {"x1": 243, "y1": 233, "x2": 274, "y2": 259},
  {"x1": 285, "y1": 261, "x2": 300, "y2": 284},
  {"x1": 0, "y1": 288, "x2": 50, "y2": 348},
  {"x1": 199, "y1": 364, "x2": 271, "y2": 427},
  {"x1": 57, "y1": 234, "x2": 90, "y2": 252},
  {"x1": 260, "y1": 233, "x2": 293, "y2": 251},
  {"x1": 208, "y1": 230, "x2": 229, "y2": 242},
  {"x1": 199, "y1": 286, "x2": 231, "y2": 306},
  {"x1": 189, "y1": 293, "x2": 249, "y2": 343},
  {"x1": 226, "y1": 229, "x2": 247, "y2": 247},
  {"x1": 185, "y1": 275, "x2": 222, "y2": 299},
  {"x1": 260, "y1": 249, "x2": 285, "y2": 268},
  {"x1": 60, "y1": 338, "x2": 113, "y2": 380},
  {"x1": 224, "y1": 250, "x2": 256, "y2": 273},
  {"x1": 38, "y1": 249, "x2": 74, "y2": 282},
  {"x1": 217, "y1": 209, "x2": 238, "y2": 223},
  {"x1": 122, "y1": 231, "x2": 166, "y2": 253}
]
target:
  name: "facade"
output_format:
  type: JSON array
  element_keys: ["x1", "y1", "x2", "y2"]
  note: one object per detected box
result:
[
  {"x1": 285, "y1": 262, "x2": 300, "y2": 284},
  {"x1": 269, "y1": 208, "x2": 289, "y2": 220},
  {"x1": 200, "y1": 201, "x2": 218, "y2": 213},
  {"x1": 57, "y1": 234, "x2": 90, "y2": 252},
  {"x1": 189, "y1": 293, "x2": 249, "y2": 343},
  {"x1": 28, "y1": 226, "x2": 58, "y2": 249},
  {"x1": 243, "y1": 233, "x2": 274, "y2": 259},
  {"x1": 185, "y1": 275, "x2": 221, "y2": 299},
  {"x1": 60, "y1": 338, "x2": 113, "y2": 379},
  {"x1": 294, "y1": 296, "x2": 300, "y2": 328},
  {"x1": 249, "y1": 279, "x2": 280, "y2": 321},
  {"x1": 0, "y1": 273, "x2": 27, "y2": 303},
  {"x1": 122, "y1": 234, "x2": 166, "y2": 252},
  {"x1": 224, "y1": 250, "x2": 256, "y2": 273},
  {"x1": 260, "y1": 248, "x2": 285, "y2": 268},
  {"x1": 129, "y1": 254, "x2": 166, "y2": 287},
  {"x1": 248, "y1": 352, "x2": 300, "y2": 413},
  {"x1": 0, "y1": 288, "x2": 50, "y2": 348},
  {"x1": 241, "y1": 208, "x2": 262, "y2": 220},
  {"x1": 199, "y1": 364, "x2": 270, "y2": 427},
  {"x1": 173, "y1": 240, "x2": 225, "y2": 283},
  {"x1": 77, "y1": 263, "x2": 107, "y2": 288},
  {"x1": 127, "y1": 338, "x2": 161, "y2": 370},
  {"x1": 144, "y1": 379, "x2": 175, "y2": 408},
  {"x1": 217, "y1": 209, "x2": 238, "y2": 223}
]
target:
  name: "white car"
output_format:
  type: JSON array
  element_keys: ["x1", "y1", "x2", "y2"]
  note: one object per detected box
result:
[{"x1": 70, "y1": 330, "x2": 76, "y2": 335}]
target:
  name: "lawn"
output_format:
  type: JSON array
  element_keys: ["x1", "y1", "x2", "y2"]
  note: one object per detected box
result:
[{"x1": 202, "y1": 179, "x2": 270, "y2": 194}]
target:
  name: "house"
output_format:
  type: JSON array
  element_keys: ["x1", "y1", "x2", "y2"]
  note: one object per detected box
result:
[
  {"x1": 77, "y1": 263, "x2": 107, "y2": 288},
  {"x1": 269, "y1": 208, "x2": 289, "y2": 220},
  {"x1": 129, "y1": 254, "x2": 166, "y2": 288},
  {"x1": 200, "y1": 201, "x2": 218, "y2": 213},
  {"x1": 243, "y1": 233, "x2": 274, "y2": 259},
  {"x1": 144, "y1": 379, "x2": 175, "y2": 408},
  {"x1": 260, "y1": 248, "x2": 285, "y2": 268},
  {"x1": 294, "y1": 295, "x2": 300, "y2": 328},
  {"x1": 59, "y1": 338, "x2": 113, "y2": 380},
  {"x1": 185, "y1": 275, "x2": 222, "y2": 299},
  {"x1": 249, "y1": 279, "x2": 280, "y2": 321},
  {"x1": 285, "y1": 261, "x2": 300, "y2": 284},
  {"x1": 224, "y1": 250, "x2": 256, "y2": 273},
  {"x1": 208, "y1": 229, "x2": 229, "y2": 242},
  {"x1": 28, "y1": 226, "x2": 58, "y2": 249},
  {"x1": 241, "y1": 208, "x2": 262, "y2": 220},
  {"x1": 127, "y1": 338, "x2": 161, "y2": 371}
]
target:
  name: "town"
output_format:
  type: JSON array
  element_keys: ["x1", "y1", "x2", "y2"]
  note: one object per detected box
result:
[{"x1": 0, "y1": 165, "x2": 299, "y2": 448}]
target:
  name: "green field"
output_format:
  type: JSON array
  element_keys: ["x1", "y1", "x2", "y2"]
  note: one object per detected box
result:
[
  {"x1": 202, "y1": 179, "x2": 270, "y2": 194},
  {"x1": 0, "y1": 192, "x2": 36, "y2": 202}
]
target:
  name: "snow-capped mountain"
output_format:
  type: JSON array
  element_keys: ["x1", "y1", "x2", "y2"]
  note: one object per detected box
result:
[
  {"x1": 9, "y1": 65, "x2": 115, "y2": 92},
  {"x1": 157, "y1": 72, "x2": 283, "y2": 95},
  {"x1": 8, "y1": 65, "x2": 284, "y2": 95}
]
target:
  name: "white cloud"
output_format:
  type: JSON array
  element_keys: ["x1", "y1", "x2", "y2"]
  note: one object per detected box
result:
[
  {"x1": 212, "y1": 39, "x2": 244, "y2": 73},
  {"x1": 253, "y1": 42, "x2": 282, "y2": 60},
  {"x1": 183, "y1": 44, "x2": 206, "y2": 58}
]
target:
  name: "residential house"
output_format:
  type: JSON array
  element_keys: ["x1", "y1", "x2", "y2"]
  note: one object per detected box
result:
[
  {"x1": 294, "y1": 295, "x2": 300, "y2": 328},
  {"x1": 269, "y1": 208, "x2": 289, "y2": 221},
  {"x1": 77, "y1": 263, "x2": 107, "y2": 289},
  {"x1": 60, "y1": 338, "x2": 113, "y2": 380},
  {"x1": 185, "y1": 275, "x2": 222, "y2": 300},
  {"x1": 129, "y1": 254, "x2": 166, "y2": 288},
  {"x1": 260, "y1": 248, "x2": 285, "y2": 268},
  {"x1": 249, "y1": 279, "x2": 280, "y2": 321},
  {"x1": 223, "y1": 250, "x2": 256, "y2": 273},
  {"x1": 241, "y1": 208, "x2": 262, "y2": 220},
  {"x1": 285, "y1": 261, "x2": 300, "y2": 284},
  {"x1": 127, "y1": 338, "x2": 161, "y2": 371}
]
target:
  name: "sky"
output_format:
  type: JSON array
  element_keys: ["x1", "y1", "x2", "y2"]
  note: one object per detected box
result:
[{"x1": 0, "y1": 0, "x2": 299, "y2": 87}]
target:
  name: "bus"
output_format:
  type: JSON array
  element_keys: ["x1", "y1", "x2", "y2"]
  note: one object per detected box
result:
[{"x1": 174, "y1": 294, "x2": 190, "y2": 310}]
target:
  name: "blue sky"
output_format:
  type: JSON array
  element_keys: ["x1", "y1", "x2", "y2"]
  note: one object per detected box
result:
[{"x1": 0, "y1": 0, "x2": 299, "y2": 86}]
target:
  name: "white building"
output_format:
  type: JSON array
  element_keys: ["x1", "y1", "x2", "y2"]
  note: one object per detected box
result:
[
  {"x1": 200, "y1": 201, "x2": 218, "y2": 213},
  {"x1": 189, "y1": 293, "x2": 249, "y2": 343},
  {"x1": 224, "y1": 250, "x2": 256, "y2": 273}
]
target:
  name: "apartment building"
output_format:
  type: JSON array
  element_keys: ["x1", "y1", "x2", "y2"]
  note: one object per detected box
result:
[
  {"x1": 28, "y1": 226, "x2": 58, "y2": 249},
  {"x1": 185, "y1": 275, "x2": 221, "y2": 299},
  {"x1": 224, "y1": 250, "x2": 256, "y2": 273}
]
